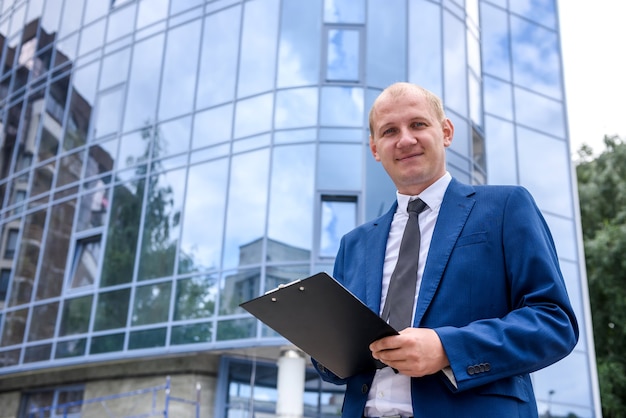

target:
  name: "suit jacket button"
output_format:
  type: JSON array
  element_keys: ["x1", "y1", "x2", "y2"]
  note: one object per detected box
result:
[
  {"x1": 484, "y1": 363, "x2": 491, "y2": 372},
  {"x1": 467, "y1": 366, "x2": 475, "y2": 375},
  {"x1": 478, "y1": 363, "x2": 486, "y2": 373},
  {"x1": 361, "y1": 384, "x2": 369, "y2": 394}
]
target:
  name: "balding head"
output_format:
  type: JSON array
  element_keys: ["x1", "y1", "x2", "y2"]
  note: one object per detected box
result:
[{"x1": 369, "y1": 83, "x2": 446, "y2": 139}]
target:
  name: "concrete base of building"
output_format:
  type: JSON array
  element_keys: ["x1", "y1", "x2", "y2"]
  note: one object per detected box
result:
[{"x1": 0, "y1": 352, "x2": 222, "y2": 418}]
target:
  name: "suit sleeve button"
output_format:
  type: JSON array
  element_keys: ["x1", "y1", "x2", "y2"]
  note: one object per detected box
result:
[
  {"x1": 467, "y1": 366, "x2": 475, "y2": 375},
  {"x1": 484, "y1": 363, "x2": 491, "y2": 372},
  {"x1": 361, "y1": 384, "x2": 369, "y2": 394}
]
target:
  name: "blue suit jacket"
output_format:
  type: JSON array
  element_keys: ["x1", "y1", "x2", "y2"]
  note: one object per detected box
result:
[{"x1": 314, "y1": 179, "x2": 579, "y2": 418}]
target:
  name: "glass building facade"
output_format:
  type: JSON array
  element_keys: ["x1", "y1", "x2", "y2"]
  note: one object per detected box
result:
[{"x1": 0, "y1": 0, "x2": 600, "y2": 417}]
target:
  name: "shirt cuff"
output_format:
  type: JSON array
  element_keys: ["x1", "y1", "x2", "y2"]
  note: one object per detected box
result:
[{"x1": 442, "y1": 366, "x2": 457, "y2": 388}]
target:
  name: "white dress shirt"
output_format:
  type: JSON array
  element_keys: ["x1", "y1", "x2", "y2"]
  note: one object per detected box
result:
[{"x1": 364, "y1": 172, "x2": 452, "y2": 418}]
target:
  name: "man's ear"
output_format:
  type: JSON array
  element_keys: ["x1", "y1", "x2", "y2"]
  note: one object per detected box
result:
[
  {"x1": 442, "y1": 119, "x2": 454, "y2": 148},
  {"x1": 369, "y1": 136, "x2": 381, "y2": 161}
]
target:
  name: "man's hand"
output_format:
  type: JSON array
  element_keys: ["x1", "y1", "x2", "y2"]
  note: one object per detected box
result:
[{"x1": 369, "y1": 328, "x2": 450, "y2": 377}]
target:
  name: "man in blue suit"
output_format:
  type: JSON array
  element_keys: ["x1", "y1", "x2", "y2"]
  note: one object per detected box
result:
[{"x1": 313, "y1": 82, "x2": 579, "y2": 417}]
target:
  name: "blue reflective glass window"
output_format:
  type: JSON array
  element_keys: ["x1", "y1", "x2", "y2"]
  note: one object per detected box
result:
[
  {"x1": 277, "y1": 0, "x2": 322, "y2": 88},
  {"x1": 559, "y1": 261, "x2": 583, "y2": 328},
  {"x1": 480, "y1": 2, "x2": 511, "y2": 81},
  {"x1": 192, "y1": 104, "x2": 233, "y2": 149},
  {"x1": 448, "y1": 113, "x2": 469, "y2": 159},
  {"x1": 532, "y1": 351, "x2": 594, "y2": 415},
  {"x1": 86, "y1": 138, "x2": 118, "y2": 179},
  {"x1": 267, "y1": 144, "x2": 315, "y2": 259},
  {"x1": 216, "y1": 318, "x2": 256, "y2": 341},
  {"x1": 137, "y1": 167, "x2": 185, "y2": 281},
  {"x1": 94, "y1": 87, "x2": 124, "y2": 140},
  {"x1": 511, "y1": 15, "x2": 561, "y2": 99},
  {"x1": 0, "y1": 269, "x2": 10, "y2": 301},
  {"x1": 100, "y1": 180, "x2": 144, "y2": 287},
  {"x1": 158, "y1": 20, "x2": 201, "y2": 121},
  {"x1": 179, "y1": 158, "x2": 228, "y2": 273},
  {"x1": 484, "y1": 116, "x2": 517, "y2": 185},
  {"x1": 234, "y1": 93, "x2": 274, "y2": 139},
  {"x1": 123, "y1": 34, "x2": 165, "y2": 132},
  {"x1": 78, "y1": 19, "x2": 106, "y2": 57},
  {"x1": 137, "y1": 0, "x2": 168, "y2": 29},
  {"x1": 156, "y1": 116, "x2": 192, "y2": 157},
  {"x1": 409, "y1": 1, "x2": 443, "y2": 96},
  {"x1": 222, "y1": 149, "x2": 270, "y2": 270},
  {"x1": 58, "y1": 1, "x2": 84, "y2": 39},
  {"x1": 24, "y1": 344, "x2": 52, "y2": 363},
  {"x1": 84, "y1": 0, "x2": 109, "y2": 25},
  {"x1": 484, "y1": 76, "x2": 513, "y2": 120},
  {"x1": 320, "y1": 195, "x2": 357, "y2": 258},
  {"x1": 171, "y1": 323, "x2": 212, "y2": 345},
  {"x1": 320, "y1": 87, "x2": 363, "y2": 127},
  {"x1": 55, "y1": 338, "x2": 87, "y2": 359},
  {"x1": 319, "y1": 128, "x2": 362, "y2": 142},
  {"x1": 128, "y1": 328, "x2": 167, "y2": 349},
  {"x1": 324, "y1": 0, "x2": 365, "y2": 23},
  {"x1": 9, "y1": 210, "x2": 47, "y2": 307},
  {"x1": 59, "y1": 296, "x2": 93, "y2": 336},
  {"x1": 514, "y1": 87, "x2": 565, "y2": 138},
  {"x1": 41, "y1": 0, "x2": 62, "y2": 34},
  {"x1": 90, "y1": 333, "x2": 125, "y2": 354},
  {"x1": 317, "y1": 143, "x2": 362, "y2": 190},
  {"x1": 131, "y1": 282, "x2": 172, "y2": 325},
  {"x1": 443, "y1": 11, "x2": 468, "y2": 116},
  {"x1": 509, "y1": 0, "x2": 557, "y2": 29},
  {"x1": 26, "y1": 0, "x2": 44, "y2": 23},
  {"x1": 275, "y1": 88, "x2": 318, "y2": 129},
  {"x1": 367, "y1": 0, "x2": 406, "y2": 89},
  {"x1": 544, "y1": 214, "x2": 578, "y2": 266},
  {"x1": 1, "y1": 308, "x2": 27, "y2": 346},
  {"x1": 94, "y1": 289, "x2": 130, "y2": 331},
  {"x1": 468, "y1": 73, "x2": 482, "y2": 128},
  {"x1": 99, "y1": 48, "x2": 130, "y2": 91},
  {"x1": 196, "y1": 6, "x2": 241, "y2": 109},
  {"x1": 70, "y1": 235, "x2": 102, "y2": 288},
  {"x1": 517, "y1": 127, "x2": 572, "y2": 216},
  {"x1": 237, "y1": 0, "x2": 279, "y2": 98},
  {"x1": 220, "y1": 267, "x2": 261, "y2": 315},
  {"x1": 171, "y1": 0, "x2": 204, "y2": 15},
  {"x1": 326, "y1": 28, "x2": 360, "y2": 82},
  {"x1": 174, "y1": 275, "x2": 217, "y2": 320},
  {"x1": 36, "y1": 201, "x2": 75, "y2": 300},
  {"x1": 274, "y1": 128, "x2": 317, "y2": 145},
  {"x1": 106, "y1": 3, "x2": 137, "y2": 43},
  {"x1": 28, "y1": 302, "x2": 59, "y2": 341}
]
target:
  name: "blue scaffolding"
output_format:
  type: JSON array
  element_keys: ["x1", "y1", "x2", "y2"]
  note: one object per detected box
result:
[{"x1": 27, "y1": 376, "x2": 201, "y2": 418}]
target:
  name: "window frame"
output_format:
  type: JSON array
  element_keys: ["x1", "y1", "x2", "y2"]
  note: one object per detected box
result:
[
  {"x1": 316, "y1": 193, "x2": 359, "y2": 260},
  {"x1": 322, "y1": 24, "x2": 364, "y2": 84},
  {"x1": 67, "y1": 234, "x2": 103, "y2": 291}
]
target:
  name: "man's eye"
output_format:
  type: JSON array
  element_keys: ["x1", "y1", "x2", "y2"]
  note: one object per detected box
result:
[
  {"x1": 412, "y1": 122, "x2": 426, "y2": 128},
  {"x1": 382, "y1": 128, "x2": 395, "y2": 136}
]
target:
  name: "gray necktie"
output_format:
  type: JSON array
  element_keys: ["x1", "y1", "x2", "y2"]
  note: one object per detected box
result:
[{"x1": 382, "y1": 198, "x2": 428, "y2": 330}]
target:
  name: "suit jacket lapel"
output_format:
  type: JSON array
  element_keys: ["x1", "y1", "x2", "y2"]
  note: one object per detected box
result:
[
  {"x1": 414, "y1": 179, "x2": 476, "y2": 326},
  {"x1": 364, "y1": 202, "x2": 397, "y2": 313}
]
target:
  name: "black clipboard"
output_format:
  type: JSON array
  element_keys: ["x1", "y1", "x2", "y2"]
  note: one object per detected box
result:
[{"x1": 240, "y1": 272, "x2": 398, "y2": 379}]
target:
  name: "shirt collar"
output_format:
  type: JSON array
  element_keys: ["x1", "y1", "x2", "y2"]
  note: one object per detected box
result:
[{"x1": 396, "y1": 171, "x2": 452, "y2": 215}]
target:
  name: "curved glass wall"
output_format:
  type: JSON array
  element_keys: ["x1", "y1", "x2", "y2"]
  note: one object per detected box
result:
[{"x1": 0, "y1": 0, "x2": 598, "y2": 416}]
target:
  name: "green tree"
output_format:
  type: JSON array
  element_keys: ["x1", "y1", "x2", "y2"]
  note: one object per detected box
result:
[{"x1": 576, "y1": 135, "x2": 626, "y2": 417}]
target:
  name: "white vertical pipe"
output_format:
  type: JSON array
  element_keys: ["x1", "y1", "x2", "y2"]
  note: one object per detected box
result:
[{"x1": 276, "y1": 347, "x2": 306, "y2": 418}]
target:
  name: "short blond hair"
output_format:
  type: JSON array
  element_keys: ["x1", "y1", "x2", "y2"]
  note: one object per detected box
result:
[{"x1": 368, "y1": 82, "x2": 446, "y2": 136}]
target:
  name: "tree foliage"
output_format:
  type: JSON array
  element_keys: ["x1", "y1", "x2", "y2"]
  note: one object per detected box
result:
[{"x1": 576, "y1": 135, "x2": 626, "y2": 417}]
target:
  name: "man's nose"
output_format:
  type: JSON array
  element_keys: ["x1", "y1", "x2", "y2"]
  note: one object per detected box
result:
[{"x1": 396, "y1": 129, "x2": 416, "y2": 147}]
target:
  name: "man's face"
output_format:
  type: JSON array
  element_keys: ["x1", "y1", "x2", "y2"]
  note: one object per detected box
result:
[{"x1": 369, "y1": 92, "x2": 453, "y2": 195}]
